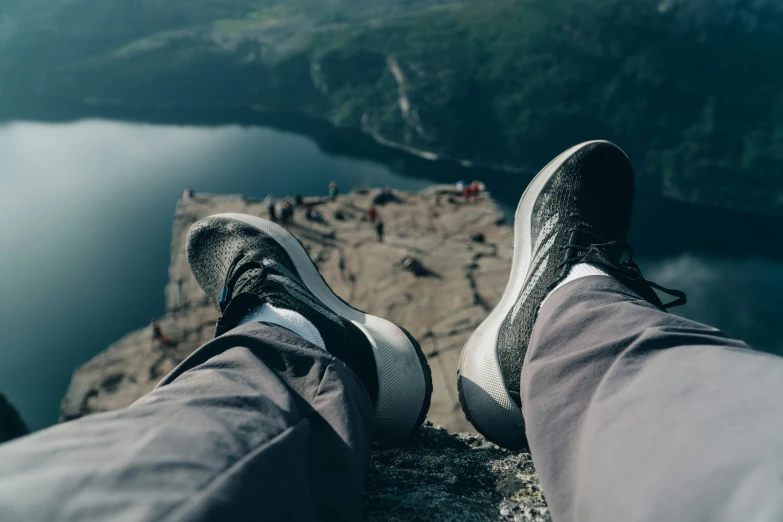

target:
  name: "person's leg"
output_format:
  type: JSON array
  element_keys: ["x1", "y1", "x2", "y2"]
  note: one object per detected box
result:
[
  {"x1": 457, "y1": 139, "x2": 783, "y2": 520},
  {"x1": 522, "y1": 275, "x2": 783, "y2": 522},
  {"x1": 0, "y1": 212, "x2": 431, "y2": 522},
  {"x1": 0, "y1": 323, "x2": 373, "y2": 522}
]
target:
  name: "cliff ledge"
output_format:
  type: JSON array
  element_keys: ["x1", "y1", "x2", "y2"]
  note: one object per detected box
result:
[{"x1": 60, "y1": 185, "x2": 549, "y2": 520}]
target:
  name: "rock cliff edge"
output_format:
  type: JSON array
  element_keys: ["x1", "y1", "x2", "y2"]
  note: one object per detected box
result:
[{"x1": 60, "y1": 185, "x2": 550, "y2": 520}]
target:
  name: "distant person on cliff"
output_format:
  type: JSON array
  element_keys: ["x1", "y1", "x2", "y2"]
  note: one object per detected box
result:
[
  {"x1": 306, "y1": 207, "x2": 324, "y2": 224},
  {"x1": 265, "y1": 194, "x2": 276, "y2": 222},
  {"x1": 402, "y1": 255, "x2": 427, "y2": 276},
  {"x1": 367, "y1": 205, "x2": 378, "y2": 223},
  {"x1": 469, "y1": 180, "x2": 480, "y2": 200},
  {"x1": 328, "y1": 180, "x2": 339, "y2": 201},
  {"x1": 280, "y1": 198, "x2": 294, "y2": 226},
  {"x1": 375, "y1": 218, "x2": 384, "y2": 242},
  {"x1": 1, "y1": 142, "x2": 781, "y2": 522},
  {"x1": 373, "y1": 186, "x2": 399, "y2": 205},
  {"x1": 463, "y1": 184, "x2": 472, "y2": 201},
  {"x1": 183, "y1": 187, "x2": 194, "y2": 199},
  {"x1": 150, "y1": 320, "x2": 174, "y2": 347}
]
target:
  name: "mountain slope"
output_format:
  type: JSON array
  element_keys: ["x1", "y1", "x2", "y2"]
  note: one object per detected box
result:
[{"x1": 1, "y1": 0, "x2": 782, "y2": 211}]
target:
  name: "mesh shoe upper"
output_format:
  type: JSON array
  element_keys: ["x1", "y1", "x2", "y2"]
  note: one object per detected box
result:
[
  {"x1": 497, "y1": 142, "x2": 685, "y2": 406},
  {"x1": 186, "y1": 217, "x2": 379, "y2": 405}
]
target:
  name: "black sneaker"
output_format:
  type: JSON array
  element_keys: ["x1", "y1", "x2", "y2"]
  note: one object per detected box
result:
[
  {"x1": 457, "y1": 141, "x2": 686, "y2": 449},
  {"x1": 186, "y1": 213, "x2": 432, "y2": 447}
]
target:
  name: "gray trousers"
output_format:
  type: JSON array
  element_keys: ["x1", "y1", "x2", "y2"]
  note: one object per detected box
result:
[
  {"x1": 525, "y1": 276, "x2": 783, "y2": 522},
  {"x1": 1, "y1": 277, "x2": 782, "y2": 521},
  {"x1": 0, "y1": 324, "x2": 374, "y2": 522}
]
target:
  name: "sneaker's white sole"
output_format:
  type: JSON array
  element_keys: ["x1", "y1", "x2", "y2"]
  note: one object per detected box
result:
[
  {"x1": 457, "y1": 140, "x2": 609, "y2": 449},
  {"x1": 211, "y1": 213, "x2": 430, "y2": 448}
]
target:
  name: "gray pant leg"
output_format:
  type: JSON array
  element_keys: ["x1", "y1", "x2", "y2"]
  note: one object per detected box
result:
[
  {"x1": 0, "y1": 323, "x2": 374, "y2": 522},
  {"x1": 522, "y1": 275, "x2": 783, "y2": 522}
]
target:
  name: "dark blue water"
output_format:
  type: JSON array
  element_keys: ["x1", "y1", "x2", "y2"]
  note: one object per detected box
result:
[{"x1": 1, "y1": 106, "x2": 782, "y2": 431}]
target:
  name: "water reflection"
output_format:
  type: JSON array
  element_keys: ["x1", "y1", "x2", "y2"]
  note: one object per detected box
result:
[{"x1": 644, "y1": 254, "x2": 783, "y2": 356}]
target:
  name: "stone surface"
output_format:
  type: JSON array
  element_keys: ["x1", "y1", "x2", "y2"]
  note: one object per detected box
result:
[
  {"x1": 61, "y1": 184, "x2": 514, "y2": 432},
  {"x1": 0, "y1": 393, "x2": 29, "y2": 444},
  {"x1": 366, "y1": 424, "x2": 550, "y2": 522}
]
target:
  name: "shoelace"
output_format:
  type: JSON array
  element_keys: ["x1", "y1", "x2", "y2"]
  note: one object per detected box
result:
[
  {"x1": 557, "y1": 225, "x2": 687, "y2": 309},
  {"x1": 219, "y1": 252, "x2": 265, "y2": 313}
]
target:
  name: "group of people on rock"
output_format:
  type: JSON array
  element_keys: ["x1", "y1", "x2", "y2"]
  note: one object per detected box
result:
[
  {"x1": 264, "y1": 182, "x2": 344, "y2": 227},
  {"x1": 259, "y1": 181, "x2": 420, "y2": 243},
  {"x1": 457, "y1": 180, "x2": 481, "y2": 202},
  {"x1": 183, "y1": 180, "x2": 486, "y2": 281},
  {"x1": 198, "y1": 179, "x2": 482, "y2": 243},
  {"x1": 261, "y1": 178, "x2": 485, "y2": 245}
]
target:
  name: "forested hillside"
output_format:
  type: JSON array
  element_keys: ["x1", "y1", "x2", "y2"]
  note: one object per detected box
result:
[{"x1": 1, "y1": 0, "x2": 782, "y2": 211}]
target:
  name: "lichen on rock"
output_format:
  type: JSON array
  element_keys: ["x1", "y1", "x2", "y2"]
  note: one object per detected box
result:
[{"x1": 367, "y1": 424, "x2": 550, "y2": 521}]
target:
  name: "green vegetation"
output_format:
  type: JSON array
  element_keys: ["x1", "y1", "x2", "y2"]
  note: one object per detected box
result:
[{"x1": 1, "y1": 0, "x2": 782, "y2": 211}]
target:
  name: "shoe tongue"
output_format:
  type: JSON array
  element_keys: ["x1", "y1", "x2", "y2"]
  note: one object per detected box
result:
[
  {"x1": 215, "y1": 275, "x2": 304, "y2": 338},
  {"x1": 231, "y1": 264, "x2": 342, "y2": 327},
  {"x1": 215, "y1": 272, "x2": 306, "y2": 337},
  {"x1": 232, "y1": 267, "x2": 266, "y2": 296},
  {"x1": 565, "y1": 230, "x2": 672, "y2": 311},
  {"x1": 214, "y1": 292, "x2": 266, "y2": 337},
  {"x1": 248, "y1": 241, "x2": 299, "y2": 277},
  {"x1": 568, "y1": 228, "x2": 619, "y2": 255},
  {"x1": 565, "y1": 227, "x2": 626, "y2": 272}
]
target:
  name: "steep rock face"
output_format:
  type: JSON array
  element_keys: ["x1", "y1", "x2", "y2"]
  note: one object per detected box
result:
[
  {"x1": 0, "y1": 393, "x2": 29, "y2": 444},
  {"x1": 61, "y1": 184, "x2": 514, "y2": 433}
]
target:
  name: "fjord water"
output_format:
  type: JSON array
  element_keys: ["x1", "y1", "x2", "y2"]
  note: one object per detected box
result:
[{"x1": 1, "y1": 111, "x2": 782, "y2": 431}]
